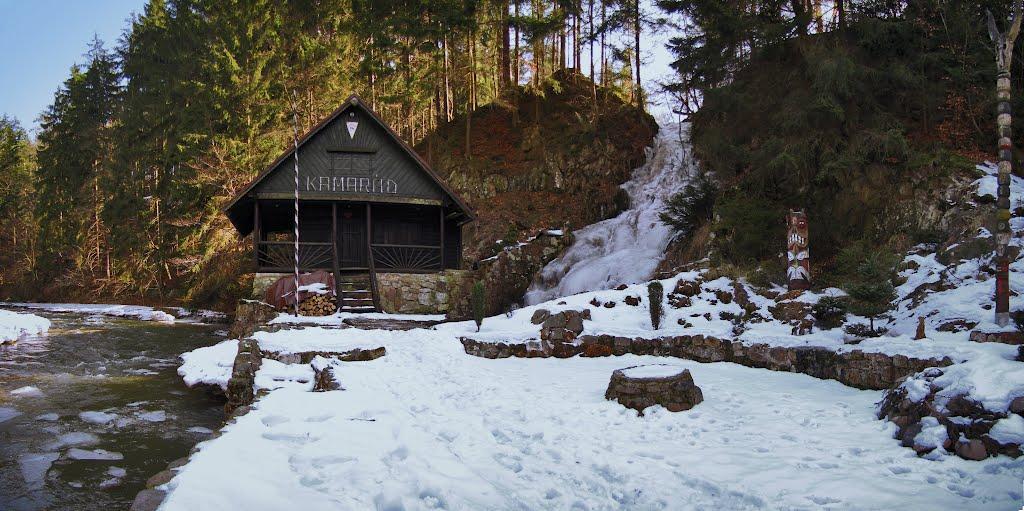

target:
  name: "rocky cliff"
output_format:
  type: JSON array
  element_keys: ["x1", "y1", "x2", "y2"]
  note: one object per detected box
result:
[{"x1": 416, "y1": 71, "x2": 658, "y2": 261}]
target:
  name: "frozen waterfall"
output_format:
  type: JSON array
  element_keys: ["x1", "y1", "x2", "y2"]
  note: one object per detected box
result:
[{"x1": 523, "y1": 122, "x2": 694, "y2": 305}]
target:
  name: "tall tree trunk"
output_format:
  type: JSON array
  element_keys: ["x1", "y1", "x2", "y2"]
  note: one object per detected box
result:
[
  {"x1": 588, "y1": 0, "x2": 596, "y2": 100},
  {"x1": 514, "y1": 0, "x2": 521, "y2": 85},
  {"x1": 633, "y1": 0, "x2": 642, "y2": 107},
  {"x1": 987, "y1": 5, "x2": 1023, "y2": 326},
  {"x1": 600, "y1": 0, "x2": 607, "y2": 88},
  {"x1": 443, "y1": 32, "x2": 452, "y2": 122},
  {"x1": 559, "y1": 6, "x2": 566, "y2": 71},
  {"x1": 813, "y1": 0, "x2": 823, "y2": 32},
  {"x1": 500, "y1": 0, "x2": 511, "y2": 91}
]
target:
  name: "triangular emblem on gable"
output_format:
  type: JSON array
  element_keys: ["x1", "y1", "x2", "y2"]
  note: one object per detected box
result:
[{"x1": 346, "y1": 121, "x2": 358, "y2": 138}]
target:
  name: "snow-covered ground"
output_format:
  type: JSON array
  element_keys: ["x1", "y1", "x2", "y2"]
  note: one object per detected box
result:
[
  {"x1": 524, "y1": 122, "x2": 693, "y2": 304},
  {"x1": 168, "y1": 326, "x2": 1024, "y2": 510},
  {"x1": 0, "y1": 308, "x2": 50, "y2": 343},
  {"x1": 163, "y1": 158, "x2": 1024, "y2": 509}
]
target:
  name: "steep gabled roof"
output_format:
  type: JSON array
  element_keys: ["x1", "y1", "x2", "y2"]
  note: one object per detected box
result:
[{"x1": 223, "y1": 94, "x2": 474, "y2": 234}]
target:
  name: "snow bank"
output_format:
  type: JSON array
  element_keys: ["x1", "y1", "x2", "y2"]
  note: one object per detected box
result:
[
  {"x1": 251, "y1": 327, "x2": 388, "y2": 355},
  {"x1": 268, "y1": 311, "x2": 445, "y2": 326},
  {"x1": 2, "y1": 302, "x2": 175, "y2": 323},
  {"x1": 0, "y1": 308, "x2": 50, "y2": 343},
  {"x1": 178, "y1": 339, "x2": 239, "y2": 390},
  {"x1": 162, "y1": 328, "x2": 1024, "y2": 510}
]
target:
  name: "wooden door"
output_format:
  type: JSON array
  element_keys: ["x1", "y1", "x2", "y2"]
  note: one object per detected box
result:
[{"x1": 336, "y1": 204, "x2": 367, "y2": 268}]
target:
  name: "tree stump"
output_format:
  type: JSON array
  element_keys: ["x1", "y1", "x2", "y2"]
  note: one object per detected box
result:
[{"x1": 605, "y1": 364, "x2": 703, "y2": 415}]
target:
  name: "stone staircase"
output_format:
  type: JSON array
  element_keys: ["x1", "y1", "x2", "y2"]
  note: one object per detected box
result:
[{"x1": 336, "y1": 272, "x2": 378, "y2": 313}]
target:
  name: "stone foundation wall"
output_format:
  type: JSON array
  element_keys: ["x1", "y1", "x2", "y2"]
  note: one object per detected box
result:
[
  {"x1": 252, "y1": 271, "x2": 475, "y2": 316},
  {"x1": 253, "y1": 273, "x2": 290, "y2": 300},
  {"x1": 377, "y1": 270, "x2": 474, "y2": 316},
  {"x1": 460, "y1": 334, "x2": 952, "y2": 391}
]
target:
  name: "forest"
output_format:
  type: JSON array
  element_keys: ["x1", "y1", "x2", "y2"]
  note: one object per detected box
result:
[{"x1": 0, "y1": 0, "x2": 1018, "y2": 310}]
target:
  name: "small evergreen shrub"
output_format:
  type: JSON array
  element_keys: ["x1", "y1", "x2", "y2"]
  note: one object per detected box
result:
[
  {"x1": 812, "y1": 296, "x2": 848, "y2": 330},
  {"x1": 844, "y1": 252, "x2": 897, "y2": 334},
  {"x1": 471, "y1": 281, "x2": 486, "y2": 332},
  {"x1": 648, "y1": 281, "x2": 664, "y2": 329},
  {"x1": 659, "y1": 171, "x2": 717, "y2": 237},
  {"x1": 844, "y1": 323, "x2": 888, "y2": 338}
]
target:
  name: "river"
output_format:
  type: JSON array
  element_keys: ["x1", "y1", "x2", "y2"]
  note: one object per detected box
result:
[{"x1": 0, "y1": 311, "x2": 225, "y2": 510}]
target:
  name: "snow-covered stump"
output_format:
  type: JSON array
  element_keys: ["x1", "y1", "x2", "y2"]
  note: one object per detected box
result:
[{"x1": 605, "y1": 364, "x2": 704, "y2": 416}]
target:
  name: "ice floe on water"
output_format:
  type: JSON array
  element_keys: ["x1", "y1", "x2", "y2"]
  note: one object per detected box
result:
[
  {"x1": 10, "y1": 385, "x2": 44, "y2": 398},
  {"x1": 45, "y1": 432, "x2": 100, "y2": 450},
  {"x1": 67, "y1": 448, "x2": 124, "y2": 461},
  {"x1": 35, "y1": 413, "x2": 59, "y2": 421},
  {"x1": 79, "y1": 410, "x2": 118, "y2": 424},
  {"x1": 18, "y1": 452, "x2": 59, "y2": 489},
  {"x1": 138, "y1": 410, "x2": 167, "y2": 422},
  {"x1": 0, "y1": 406, "x2": 21, "y2": 423}
]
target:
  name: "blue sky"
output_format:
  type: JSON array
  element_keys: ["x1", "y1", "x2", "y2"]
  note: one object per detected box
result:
[{"x1": 0, "y1": 0, "x2": 143, "y2": 134}]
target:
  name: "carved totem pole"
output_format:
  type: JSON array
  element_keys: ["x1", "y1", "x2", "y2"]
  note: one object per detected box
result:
[
  {"x1": 786, "y1": 210, "x2": 811, "y2": 291},
  {"x1": 987, "y1": 5, "x2": 1022, "y2": 326}
]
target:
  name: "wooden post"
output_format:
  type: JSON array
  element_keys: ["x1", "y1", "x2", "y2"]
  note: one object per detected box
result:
[
  {"x1": 253, "y1": 199, "x2": 261, "y2": 271},
  {"x1": 439, "y1": 206, "x2": 446, "y2": 269},
  {"x1": 366, "y1": 203, "x2": 380, "y2": 310},
  {"x1": 331, "y1": 202, "x2": 341, "y2": 297},
  {"x1": 987, "y1": 5, "x2": 1022, "y2": 326}
]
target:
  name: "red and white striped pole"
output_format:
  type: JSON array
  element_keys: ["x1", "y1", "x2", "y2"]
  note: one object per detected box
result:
[{"x1": 290, "y1": 91, "x2": 301, "y2": 317}]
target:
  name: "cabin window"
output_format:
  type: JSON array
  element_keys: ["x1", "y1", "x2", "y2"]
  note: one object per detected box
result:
[{"x1": 331, "y1": 153, "x2": 371, "y2": 175}]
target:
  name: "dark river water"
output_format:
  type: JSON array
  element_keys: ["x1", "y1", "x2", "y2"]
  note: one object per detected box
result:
[{"x1": 0, "y1": 311, "x2": 226, "y2": 510}]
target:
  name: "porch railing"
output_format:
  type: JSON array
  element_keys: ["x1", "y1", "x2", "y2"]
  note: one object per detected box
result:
[
  {"x1": 256, "y1": 241, "x2": 443, "y2": 273},
  {"x1": 256, "y1": 241, "x2": 334, "y2": 272},
  {"x1": 370, "y1": 244, "x2": 442, "y2": 272}
]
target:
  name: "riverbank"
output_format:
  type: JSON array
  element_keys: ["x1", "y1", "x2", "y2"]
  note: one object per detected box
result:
[{"x1": 0, "y1": 311, "x2": 225, "y2": 510}]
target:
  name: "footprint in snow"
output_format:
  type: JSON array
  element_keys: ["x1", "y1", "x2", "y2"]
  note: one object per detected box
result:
[
  {"x1": 808, "y1": 495, "x2": 841, "y2": 505},
  {"x1": 261, "y1": 415, "x2": 291, "y2": 427},
  {"x1": 261, "y1": 431, "x2": 316, "y2": 444}
]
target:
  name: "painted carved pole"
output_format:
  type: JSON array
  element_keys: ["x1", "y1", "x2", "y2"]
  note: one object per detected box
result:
[
  {"x1": 987, "y1": 5, "x2": 1022, "y2": 326},
  {"x1": 786, "y1": 210, "x2": 811, "y2": 291}
]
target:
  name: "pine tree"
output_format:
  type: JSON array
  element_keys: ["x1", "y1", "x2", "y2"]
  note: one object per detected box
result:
[{"x1": 845, "y1": 253, "x2": 897, "y2": 335}]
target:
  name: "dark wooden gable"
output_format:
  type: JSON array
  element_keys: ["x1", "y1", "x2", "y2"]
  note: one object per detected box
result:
[{"x1": 224, "y1": 95, "x2": 473, "y2": 235}]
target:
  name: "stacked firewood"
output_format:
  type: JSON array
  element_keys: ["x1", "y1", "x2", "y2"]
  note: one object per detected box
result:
[{"x1": 298, "y1": 294, "x2": 337, "y2": 316}]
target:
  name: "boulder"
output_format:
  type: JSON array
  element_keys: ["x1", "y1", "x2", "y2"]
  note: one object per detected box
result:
[
  {"x1": 605, "y1": 365, "x2": 704, "y2": 415},
  {"x1": 1010, "y1": 396, "x2": 1024, "y2": 415},
  {"x1": 540, "y1": 309, "x2": 590, "y2": 343},
  {"x1": 969, "y1": 330, "x2": 1024, "y2": 345},
  {"x1": 624, "y1": 295, "x2": 641, "y2": 306},
  {"x1": 673, "y1": 280, "x2": 702, "y2": 297},
  {"x1": 955, "y1": 439, "x2": 989, "y2": 461},
  {"x1": 769, "y1": 300, "x2": 811, "y2": 322},
  {"x1": 129, "y1": 489, "x2": 166, "y2": 511},
  {"x1": 530, "y1": 309, "x2": 551, "y2": 325}
]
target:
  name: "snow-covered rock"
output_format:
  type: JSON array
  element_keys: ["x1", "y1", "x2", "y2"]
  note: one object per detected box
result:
[
  {"x1": 178, "y1": 339, "x2": 238, "y2": 391},
  {"x1": 0, "y1": 308, "x2": 50, "y2": 343}
]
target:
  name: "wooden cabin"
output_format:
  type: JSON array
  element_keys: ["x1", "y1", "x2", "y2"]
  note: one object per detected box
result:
[{"x1": 224, "y1": 95, "x2": 475, "y2": 313}]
